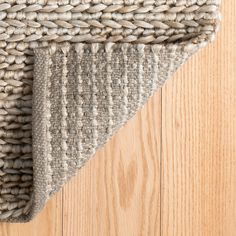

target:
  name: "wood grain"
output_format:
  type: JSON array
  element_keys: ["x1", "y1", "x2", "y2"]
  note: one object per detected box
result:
[
  {"x1": 62, "y1": 91, "x2": 161, "y2": 236},
  {"x1": 0, "y1": 1, "x2": 235, "y2": 235},
  {"x1": 161, "y1": 2, "x2": 236, "y2": 235}
]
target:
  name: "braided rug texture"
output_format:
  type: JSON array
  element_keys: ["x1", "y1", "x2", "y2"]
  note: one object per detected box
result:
[{"x1": 0, "y1": 0, "x2": 220, "y2": 222}]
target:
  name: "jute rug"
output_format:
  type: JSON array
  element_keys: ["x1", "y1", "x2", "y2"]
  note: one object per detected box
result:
[{"x1": 0, "y1": 0, "x2": 220, "y2": 222}]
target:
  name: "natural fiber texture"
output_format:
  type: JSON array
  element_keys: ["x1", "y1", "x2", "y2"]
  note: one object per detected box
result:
[{"x1": 0, "y1": 0, "x2": 220, "y2": 222}]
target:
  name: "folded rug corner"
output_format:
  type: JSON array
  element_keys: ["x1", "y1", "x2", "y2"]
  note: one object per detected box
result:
[{"x1": 0, "y1": 0, "x2": 220, "y2": 222}]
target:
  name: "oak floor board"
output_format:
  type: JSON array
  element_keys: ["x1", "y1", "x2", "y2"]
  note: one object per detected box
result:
[
  {"x1": 62, "y1": 92, "x2": 162, "y2": 236},
  {"x1": 161, "y1": 1, "x2": 236, "y2": 235}
]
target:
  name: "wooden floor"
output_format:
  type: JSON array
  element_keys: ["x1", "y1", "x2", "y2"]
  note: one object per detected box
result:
[{"x1": 0, "y1": 1, "x2": 235, "y2": 236}]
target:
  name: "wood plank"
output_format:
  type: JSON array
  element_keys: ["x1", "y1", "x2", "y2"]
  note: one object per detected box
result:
[
  {"x1": 62, "y1": 92, "x2": 162, "y2": 236},
  {"x1": 0, "y1": 192, "x2": 63, "y2": 236},
  {"x1": 161, "y1": 1, "x2": 236, "y2": 235}
]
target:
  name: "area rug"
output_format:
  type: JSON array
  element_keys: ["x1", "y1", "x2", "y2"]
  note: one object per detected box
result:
[{"x1": 0, "y1": 0, "x2": 220, "y2": 222}]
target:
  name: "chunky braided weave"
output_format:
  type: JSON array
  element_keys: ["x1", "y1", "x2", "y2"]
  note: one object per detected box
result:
[{"x1": 0, "y1": 0, "x2": 219, "y2": 221}]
